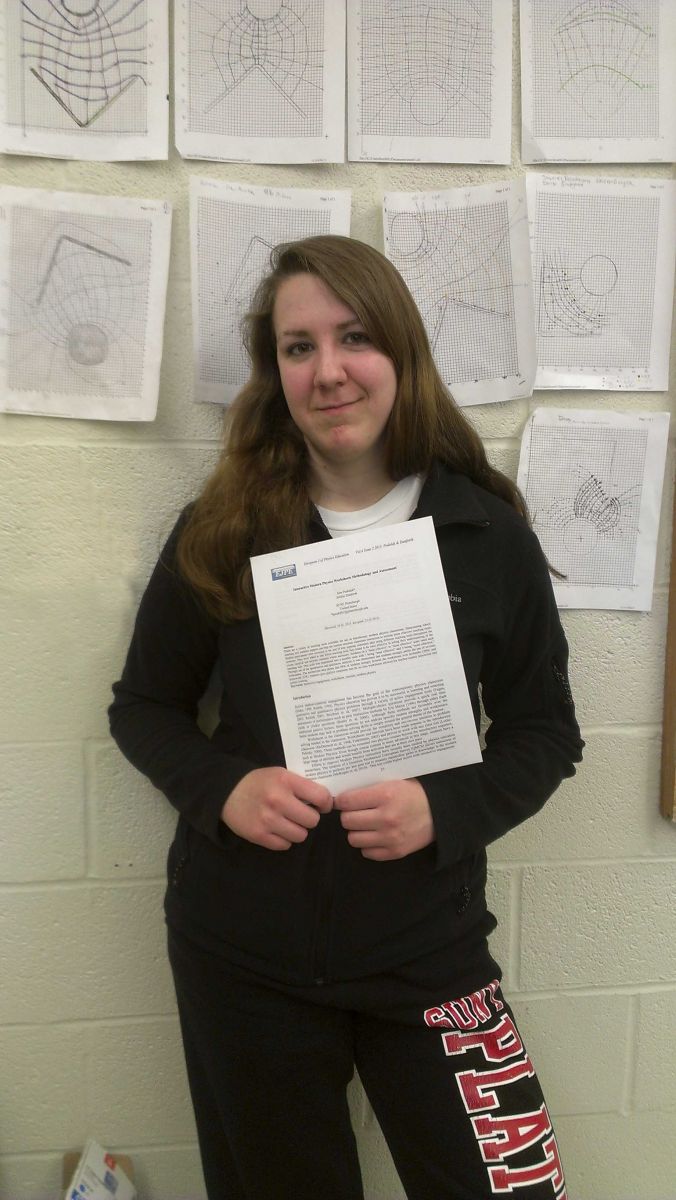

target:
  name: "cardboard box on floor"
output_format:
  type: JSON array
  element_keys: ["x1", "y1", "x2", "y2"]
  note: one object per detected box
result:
[{"x1": 62, "y1": 1140, "x2": 135, "y2": 1200}]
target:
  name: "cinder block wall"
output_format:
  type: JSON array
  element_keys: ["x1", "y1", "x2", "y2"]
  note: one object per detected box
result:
[{"x1": 1, "y1": 14, "x2": 675, "y2": 1200}]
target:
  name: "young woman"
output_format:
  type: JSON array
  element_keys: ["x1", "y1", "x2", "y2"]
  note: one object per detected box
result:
[{"x1": 109, "y1": 235, "x2": 583, "y2": 1200}]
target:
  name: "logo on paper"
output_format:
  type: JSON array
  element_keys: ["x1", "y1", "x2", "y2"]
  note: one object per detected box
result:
[{"x1": 271, "y1": 564, "x2": 297, "y2": 580}]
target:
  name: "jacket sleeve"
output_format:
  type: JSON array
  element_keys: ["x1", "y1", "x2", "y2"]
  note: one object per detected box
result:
[
  {"x1": 420, "y1": 525, "x2": 584, "y2": 868},
  {"x1": 108, "y1": 512, "x2": 258, "y2": 845}
]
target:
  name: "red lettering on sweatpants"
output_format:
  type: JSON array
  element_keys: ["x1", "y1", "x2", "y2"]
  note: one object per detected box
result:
[
  {"x1": 486, "y1": 979, "x2": 504, "y2": 1011},
  {"x1": 488, "y1": 1132, "x2": 565, "y2": 1194},
  {"x1": 456, "y1": 1054, "x2": 535, "y2": 1112},
  {"x1": 467, "y1": 987, "x2": 493, "y2": 1022},
  {"x1": 473, "y1": 1104, "x2": 552, "y2": 1162},
  {"x1": 442, "y1": 1013, "x2": 524, "y2": 1063},
  {"x1": 444, "y1": 996, "x2": 479, "y2": 1029},
  {"x1": 424, "y1": 980, "x2": 502, "y2": 1029}
]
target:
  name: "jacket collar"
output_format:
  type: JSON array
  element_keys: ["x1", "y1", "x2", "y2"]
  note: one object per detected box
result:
[
  {"x1": 413, "y1": 462, "x2": 491, "y2": 528},
  {"x1": 309, "y1": 462, "x2": 491, "y2": 540}
]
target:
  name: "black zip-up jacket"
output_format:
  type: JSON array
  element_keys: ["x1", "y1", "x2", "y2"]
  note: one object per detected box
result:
[{"x1": 109, "y1": 464, "x2": 584, "y2": 987}]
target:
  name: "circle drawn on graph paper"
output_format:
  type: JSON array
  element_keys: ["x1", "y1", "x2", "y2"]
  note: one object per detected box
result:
[
  {"x1": 410, "y1": 84, "x2": 448, "y2": 126},
  {"x1": 247, "y1": 0, "x2": 283, "y2": 16},
  {"x1": 62, "y1": 2, "x2": 99, "y2": 15},
  {"x1": 388, "y1": 213, "x2": 427, "y2": 258},
  {"x1": 580, "y1": 254, "x2": 618, "y2": 297},
  {"x1": 563, "y1": 519, "x2": 601, "y2": 556},
  {"x1": 67, "y1": 323, "x2": 109, "y2": 366}
]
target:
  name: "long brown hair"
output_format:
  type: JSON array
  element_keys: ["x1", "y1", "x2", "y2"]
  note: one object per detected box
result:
[{"x1": 177, "y1": 235, "x2": 528, "y2": 621}]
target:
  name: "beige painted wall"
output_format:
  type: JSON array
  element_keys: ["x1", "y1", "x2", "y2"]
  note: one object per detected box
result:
[{"x1": 1, "y1": 7, "x2": 674, "y2": 1198}]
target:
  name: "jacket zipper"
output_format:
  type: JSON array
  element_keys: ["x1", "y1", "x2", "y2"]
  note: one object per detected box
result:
[{"x1": 310, "y1": 813, "x2": 339, "y2": 984}]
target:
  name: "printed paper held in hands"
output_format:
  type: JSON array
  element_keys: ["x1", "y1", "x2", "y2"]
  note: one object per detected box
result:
[
  {"x1": 251, "y1": 517, "x2": 481, "y2": 792},
  {"x1": 63, "y1": 1139, "x2": 135, "y2": 1200}
]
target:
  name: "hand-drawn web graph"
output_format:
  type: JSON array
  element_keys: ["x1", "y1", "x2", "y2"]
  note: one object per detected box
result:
[
  {"x1": 529, "y1": 0, "x2": 659, "y2": 139},
  {"x1": 533, "y1": 190, "x2": 658, "y2": 371},
  {"x1": 197, "y1": 199, "x2": 332, "y2": 392},
  {"x1": 523, "y1": 423, "x2": 648, "y2": 587},
  {"x1": 539, "y1": 250, "x2": 619, "y2": 336},
  {"x1": 360, "y1": 0, "x2": 492, "y2": 139},
  {"x1": 8, "y1": 207, "x2": 151, "y2": 397},
  {"x1": 12, "y1": 1, "x2": 148, "y2": 134},
  {"x1": 187, "y1": 1, "x2": 324, "y2": 138},
  {"x1": 386, "y1": 201, "x2": 519, "y2": 385}
]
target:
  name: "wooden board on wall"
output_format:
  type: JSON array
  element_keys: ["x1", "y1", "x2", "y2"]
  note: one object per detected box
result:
[{"x1": 661, "y1": 484, "x2": 676, "y2": 821}]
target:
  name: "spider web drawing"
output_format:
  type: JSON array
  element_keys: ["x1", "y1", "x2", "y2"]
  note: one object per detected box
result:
[
  {"x1": 8, "y1": 207, "x2": 151, "y2": 397},
  {"x1": 530, "y1": 0, "x2": 659, "y2": 139},
  {"x1": 196, "y1": 198, "x2": 332, "y2": 392},
  {"x1": 539, "y1": 251, "x2": 619, "y2": 336},
  {"x1": 386, "y1": 201, "x2": 519, "y2": 385},
  {"x1": 533, "y1": 190, "x2": 658, "y2": 372},
  {"x1": 16, "y1": 0, "x2": 148, "y2": 133},
  {"x1": 524, "y1": 423, "x2": 648, "y2": 586},
  {"x1": 360, "y1": 0, "x2": 492, "y2": 138},
  {"x1": 187, "y1": 0, "x2": 324, "y2": 138}
]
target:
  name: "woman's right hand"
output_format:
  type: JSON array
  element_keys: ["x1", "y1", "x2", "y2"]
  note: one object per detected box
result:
[{"x1": 221, "y1": 767, "x2": 333, "y2": 850}]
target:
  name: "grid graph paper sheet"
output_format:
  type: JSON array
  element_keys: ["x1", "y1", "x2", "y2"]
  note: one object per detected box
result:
[
  {"x1": 191, "y1": 178, "x2": 351, "y2": 404},
  {"x1": 520, "y1": 0, "x2": 676, "y2": 163},
  {"x1": 348, "y1": 0, "x2": 511, "y2": 163},
  {"x1": 383, "y1": 181, "x2": 536, "y2": 405},
  {"x1": 527, "y1": 174, "x2": 676, "y2": 391},
  {"x1": 0, "y1": 1, "x2": 169, "y2": 160},
  {"x1": 0, "y1": 187, "x2": 172, "y2": 421},
  {"x1": 175, "y1": 0, "x2": 345, "y2": 163},
  {"x1": 517, "y1": 408, "x2": 670, "y2": 610}
]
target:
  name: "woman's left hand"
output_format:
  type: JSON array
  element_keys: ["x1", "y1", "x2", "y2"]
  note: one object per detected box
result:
[{"x1": 334, "y1": 779, "x2": 435, "y2": 861}]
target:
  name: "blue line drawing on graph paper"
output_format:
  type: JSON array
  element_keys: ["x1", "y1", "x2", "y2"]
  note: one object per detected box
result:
[
  {"x1": 552, "y1": 0, "x2": 655, "y2": 124},
  {"x1": 387, "y1": 202, "x2": 519, "y2": 383},
  {"x1": 21, "y1": 0, "x2": 148, "y2": 130},
  {"x1": 189, "y1": 1, "x2": 323, "y2": 135},
  {"x1": 361, "y1": 0, "x2": 491, "y2": 138},
  {"x1": 539, "y1": 251, "x2": 619, "y2": 337},
  {"x1": 8, "y1": 215, "x2": 149, "y2": 395}
]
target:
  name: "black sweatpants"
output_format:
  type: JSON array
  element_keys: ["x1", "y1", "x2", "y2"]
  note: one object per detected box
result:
[{"x1": 168, "y1": 928, "x2": 567, "y2": 1200}]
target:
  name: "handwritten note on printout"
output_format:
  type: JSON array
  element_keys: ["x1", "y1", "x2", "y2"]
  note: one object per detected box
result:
[{"x1": 251, "y1": 517, "x2": 481, "y2": 792}]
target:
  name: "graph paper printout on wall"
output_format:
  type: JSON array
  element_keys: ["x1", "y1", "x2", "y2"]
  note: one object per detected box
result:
[
  {"x1": 174, "y1": 0, "x2": 345, "y2": 162},
  {"x1": 0, "y1": 187, "x2": 172, "y2": 421},
  {"x1": 517, "y1": 408, "x2": 670, "y2": 611},
  {"x1": 190, "y1": 178, "x2": 351, "y2": 405},
  {"x1": 520, "y1": 0, "x2": 676, "y2": 163},
  {"x1": 383, "y1": 180, "x2": 536, "y2": 405},
  {"x1": 0, "y1": 0, "x2": 169, "y2": 160},
  {"x1": 527, "y1": 174, "x2": 676, "y2": 390},
  {"x1": 348, "y1": 0, "x2": 511, "y2": 163}
]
